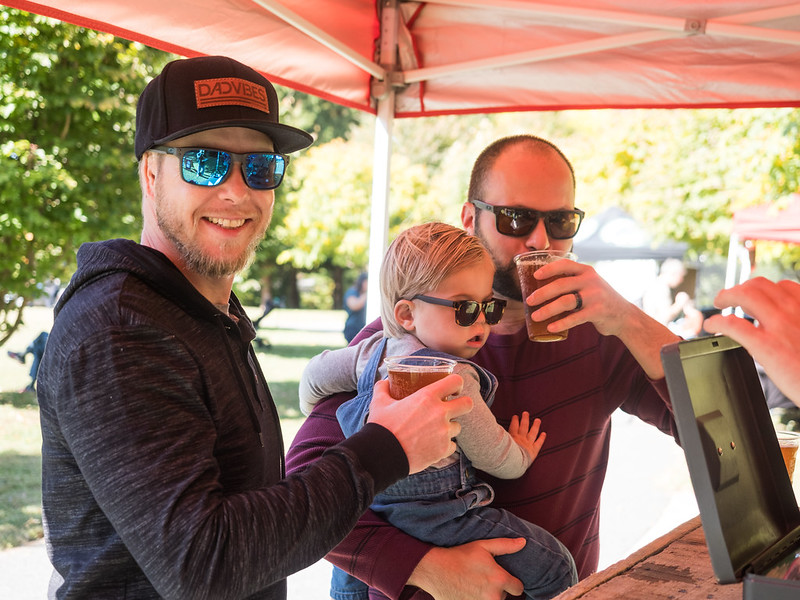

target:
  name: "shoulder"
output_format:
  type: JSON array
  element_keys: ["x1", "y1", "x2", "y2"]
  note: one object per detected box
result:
[{"x1": 453, "y1": 360, "x2": 480, "y2": 380}]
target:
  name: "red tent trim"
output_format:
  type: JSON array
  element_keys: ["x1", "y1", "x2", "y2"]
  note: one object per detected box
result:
[{"x1": 732, "y1": 194, "x2": 800, "y2": 245}]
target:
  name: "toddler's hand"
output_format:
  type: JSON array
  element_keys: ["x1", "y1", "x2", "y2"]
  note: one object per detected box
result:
[{"x1": 508, "y1": 411, "x2": 545, "y2": 463}]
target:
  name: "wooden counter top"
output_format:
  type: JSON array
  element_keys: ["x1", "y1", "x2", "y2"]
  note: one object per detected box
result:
[{"x1": 554, "y1": 516, "x2": 741, "y2": 599}]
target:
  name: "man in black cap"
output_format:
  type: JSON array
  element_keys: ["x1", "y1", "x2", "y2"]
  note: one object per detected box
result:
[{"x1": 36, "y1": 55, "x2": 471, "y2": 600}]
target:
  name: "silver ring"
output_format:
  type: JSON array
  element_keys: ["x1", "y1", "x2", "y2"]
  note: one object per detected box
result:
[{"x1": 573, "y1": 291, "x2": 583, "y2": 311}]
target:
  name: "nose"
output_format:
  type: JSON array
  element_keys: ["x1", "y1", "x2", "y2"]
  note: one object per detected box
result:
[
  {"x1": 219, "y1": 162, "x2": 251, "y2": 200},
  {"x1": 524, "y1": 219, "x2": 551, "y2": 251}
]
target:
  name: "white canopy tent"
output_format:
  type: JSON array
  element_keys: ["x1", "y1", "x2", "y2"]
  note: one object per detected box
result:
[
  {"x1": 573, "y1": 206, "x2": 688, "y2": 263},
  {"x1": 5, "y1": 0, "x2": 800, "y2": 314}
]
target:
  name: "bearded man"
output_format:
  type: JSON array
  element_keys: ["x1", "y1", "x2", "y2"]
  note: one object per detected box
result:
[{"x1": 36, "y1": 55, "x2": 470, "y2": 600}]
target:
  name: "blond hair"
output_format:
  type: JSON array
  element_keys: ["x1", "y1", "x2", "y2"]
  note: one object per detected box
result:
[{"x1": 380, "y1": 222, "x2": 490, "y2": 338}]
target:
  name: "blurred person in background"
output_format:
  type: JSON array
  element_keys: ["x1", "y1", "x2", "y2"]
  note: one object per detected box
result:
[
  {"x1": 642, "y1": 258, "x2": 703, "y2": 338},
  {"x1": 344, "y1": 272, "x2": 369, "y2": 343},
  {"x1": 7, "y1": 330, "x2": 49, "y2": 392}
]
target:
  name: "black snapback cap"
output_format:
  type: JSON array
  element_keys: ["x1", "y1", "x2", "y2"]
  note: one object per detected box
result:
[{"x1": 135, "y1": 55, "x2": 313, "y2": 159}]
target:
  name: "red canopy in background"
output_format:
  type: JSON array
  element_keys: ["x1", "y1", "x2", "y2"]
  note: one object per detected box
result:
[
  {"x1": 726, "y1": 194, "x2": 800, "y2": 288},
  {"x1": 732, "y1": 194, "x2": 800, "y2": 244}
]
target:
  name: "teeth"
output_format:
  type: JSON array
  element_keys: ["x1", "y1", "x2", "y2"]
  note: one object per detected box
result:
[{"x1": 207, "y1": 217, "x2": 246, "y2": 229}]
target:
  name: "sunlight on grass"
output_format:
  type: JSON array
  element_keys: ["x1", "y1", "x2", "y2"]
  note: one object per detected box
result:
[
  {"x1": 0, "y1": 405, "x2": 42, "y2": 454},
  {"x1": 0, "y1": 308, "x2": 348, "y2": 550},
  {"x1": 253, "y1": 310, "x2": 346, "y2": 419},
  {"x1": 0, "y1": 405, "x2": 44, "y2": 548}
]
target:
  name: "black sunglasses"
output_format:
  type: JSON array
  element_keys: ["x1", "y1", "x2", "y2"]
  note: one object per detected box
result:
[
  {"x1": 470, "y1": 198, "x2": 584, "y2": 239},
  {"x1": 412, "y1": 294, "x2": 507, "y2": 326},
  {"x1": 149, "y1": 145, "x2": 288, "y2": 190}
]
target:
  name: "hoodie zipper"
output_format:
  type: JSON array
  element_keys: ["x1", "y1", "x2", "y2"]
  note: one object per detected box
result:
[{"x1": 218, "y1": 315, "x2": 266, "y2": 448}]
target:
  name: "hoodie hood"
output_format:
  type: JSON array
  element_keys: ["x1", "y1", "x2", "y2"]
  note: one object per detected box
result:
[
  {"x1": 53, "y1": 238, "x2": 266, "y2": 447},
  {"x1": 56, "y1": 238, "x2": 249, "y2": 328}
]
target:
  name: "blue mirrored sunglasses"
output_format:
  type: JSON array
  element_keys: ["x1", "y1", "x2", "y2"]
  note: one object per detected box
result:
[
  {"x1": 149, "y1": 145, "x2": 288, "y2": 190},
  {"x1": 412, "y1": 294, "x2": 507, "y2": 326}
]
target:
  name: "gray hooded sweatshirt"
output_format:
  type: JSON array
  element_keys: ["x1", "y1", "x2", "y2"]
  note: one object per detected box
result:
[{"x1": 37, "y1": 238, "x2": 407, "y2": 600}]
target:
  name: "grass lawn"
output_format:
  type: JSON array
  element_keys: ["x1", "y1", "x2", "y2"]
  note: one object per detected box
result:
[
  {"x1": 0, "y1": 305, "x2": 347, "y2": 550},
  {"x1": 0, "y1": 392, "x2": 42, "y2": 549}
]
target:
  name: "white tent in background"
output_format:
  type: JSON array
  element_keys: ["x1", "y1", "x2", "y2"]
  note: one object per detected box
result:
[
  {"x1": 572, "y1": 206, "x2": 689, "y2": 304},
  {"x1": 573, "y1": 206, "x2": 687, "y2": 263}
]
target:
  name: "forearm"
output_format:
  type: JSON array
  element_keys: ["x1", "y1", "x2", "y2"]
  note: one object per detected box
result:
[
  {"x1": 455, "y1": 380, "x2": 530, "y2": 478},
  {"x1": 60, "y1": 333, "x2": 406, "y2": 600},
  {"x1": 619, "y1": 369, "x2": 678, "y2": 440},
  {"x1": 326, "y1": 508, "x2": 432, "y2": 599},
  {"x1": 614, "y1": 303, "x2": 680, "y2": 380},
  {"x1": 347, "y1": 294, "x2": 367, "y2": 311}
]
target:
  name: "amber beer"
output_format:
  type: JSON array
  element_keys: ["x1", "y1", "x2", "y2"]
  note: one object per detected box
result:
[
  {"x1": 384, "y1": 356, "x2": 456, "y2": 399},
  {"x1": 777, "y1": 431, "x2": 800, "y2": 483},
  {"x1": 514, "y1": 250, "x2": 577, "y2": 342}
]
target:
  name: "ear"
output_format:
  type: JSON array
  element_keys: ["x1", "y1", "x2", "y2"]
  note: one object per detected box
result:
[
  {"x1": 462, "y1": 201, "x2": 476, "y2": 234},
  {"x1": 394, "y1": 300, "x2": 416, "y2": 333},
  {"x1": 139, "y1": 154, "x2": 162, "y2": 237},
  {"x1": 140, "y1": 152, "x2": 159, "y2": 198}
]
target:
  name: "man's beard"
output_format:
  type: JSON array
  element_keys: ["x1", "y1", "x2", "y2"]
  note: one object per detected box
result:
[
  {"x1": 154, "y1": 183, "x2": 268, "y2": 279},
  {"x1": 159, "y1": 219, "x2": 263, "y2": 278},
  {"x1": 474, "y1": 217, "x2": 522, "y2": 301},
  {"x1": 493, "y1": 262, "x2": 522, "y2": 301}
]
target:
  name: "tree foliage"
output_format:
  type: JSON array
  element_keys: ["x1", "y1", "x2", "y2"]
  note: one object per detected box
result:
[
  {"x1": 249, "y1": 106, "x2": 800, "y2": 308},
  {"x1": 239, "y1": 90, "x2": 363, "y2": 308},
  {"x1": 267, "y1": 136, "x2": 437, "y2": 308},
  {"x1": 3, "y1": 7, "x2": 800, "y2": 323},
  {"x1": 0, "y1": 8, "x2": 172, "y2": 342},
  {"x1": 277, "y1": 87, "x2": 361, "y2": 147},
  {"x1": 567, "y1": 108, "x2": 800, "y2": 278}
]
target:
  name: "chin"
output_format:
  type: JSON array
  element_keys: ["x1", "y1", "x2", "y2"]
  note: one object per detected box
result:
[{"x1": 460, "y1": 347, "x2": 480, "y2": 359}]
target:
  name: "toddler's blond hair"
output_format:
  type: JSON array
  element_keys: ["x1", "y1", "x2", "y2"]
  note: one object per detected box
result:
[{"x1": 380, "y1": 222, "x2": 490, "y2": 338}]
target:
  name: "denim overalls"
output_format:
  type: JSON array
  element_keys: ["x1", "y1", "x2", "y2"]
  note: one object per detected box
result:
[{"x1": 332, "y1": 338, "x2": 578, "y2": 600}]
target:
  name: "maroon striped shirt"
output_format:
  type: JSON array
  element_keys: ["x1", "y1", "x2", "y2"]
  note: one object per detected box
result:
[{"x1": 286, "y1": 318, "x2": 676, "y2": 598}]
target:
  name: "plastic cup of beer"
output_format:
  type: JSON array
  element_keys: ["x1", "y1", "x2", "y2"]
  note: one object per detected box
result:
[
  {"x1": 514, "y1": 250, "x2": 578, "y2": 342},
  {"x1": 777, "y1": 430, "x2": 800, "y2": 483},
  {"x1": 384, "y1": 355, "x2": 457, "y2": 399}
]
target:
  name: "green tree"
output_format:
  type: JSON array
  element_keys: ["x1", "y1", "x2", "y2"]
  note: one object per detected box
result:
[
  {"x1": 0, "y1": 140, "x2": 77, "y2": 341},
  {"x1": 765, "y1": 113, "x2": 800, "y2": 273},
  {"x1": 240, "y1": 88, "x2": 363, "y2": 309},
  {"x1": 0, "y1": 8, "x2": 173, "y2": 343},
  {"x1": 271, "y1": 135, "x2": 440, "y2": 309},
  {"x1": 560, "y1": 108, "x2": 800, "y2": 261},
  {"x1": 278, "y1": 87, "x2": 361, "y2": 146}
]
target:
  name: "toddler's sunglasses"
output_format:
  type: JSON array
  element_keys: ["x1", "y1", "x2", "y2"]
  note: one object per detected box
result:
[
  {"x1": 412, "y1": 294, "x2": 507, "y2": 327},
  {"x1": 149, "y1": 145, "x2": 288, "y2": 190},
  {"x1": 470, "y1": 199, "x2": 584, "y2": 239}
]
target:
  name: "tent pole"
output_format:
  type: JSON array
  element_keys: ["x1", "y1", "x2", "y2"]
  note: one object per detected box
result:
[
  {"x1": 366, "y1": 94, "x2": 395, "y2": 323},
  {"x1": 723, "y1": 232, "x2": 749, "y2": 317},
  {"x1": 365, "y1": 0, "x2": 400, "y2": 323},
  {"x1": 724, "y1": 233, "x2": 740, "y2": 291}
]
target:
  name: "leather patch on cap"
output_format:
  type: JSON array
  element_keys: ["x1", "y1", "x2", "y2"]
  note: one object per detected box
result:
[{"x1": 194, "y1": 77, "x2": 270, "y2": 113}]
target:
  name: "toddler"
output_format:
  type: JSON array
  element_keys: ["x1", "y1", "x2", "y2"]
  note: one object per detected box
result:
[{"x1": 299, "y1": 222, "x2": 577, "y2": 600}]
